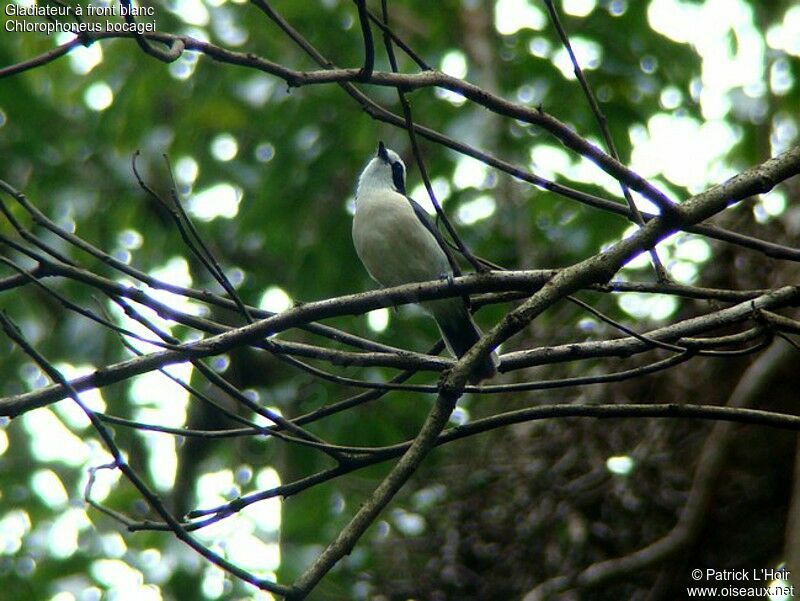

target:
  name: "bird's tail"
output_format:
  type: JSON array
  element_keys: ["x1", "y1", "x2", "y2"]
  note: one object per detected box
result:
[{"x1": 426, "y1": 298, "x2": 499, "y2": 384}]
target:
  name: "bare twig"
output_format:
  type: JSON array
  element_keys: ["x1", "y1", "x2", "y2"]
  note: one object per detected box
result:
[
  {"x1": 523, "y1": 340, "x2": 797, "y2": 599},
  {"x1": 119, "y1": 0, "x2": 185, "y2": 62},
  {"x1": 2, "y1": 279, "x2": 797, "y2": 417},
  {"x1": 380, "y1": 0, "x2": 487, "y2": 274},
  {"x1": 8, "y1": 25, "x2": 675, "y2": 213},
  {"x1": 166, "y1": 398, "x2": 800, "y2": 530},
  {"x1": 353, "y1": 0, "x2": 374, "y2": 80},
  {"x1": 0, "y1": 312, "x2": 289, "y2": 595},
  {"x1": 4, "y1": 38, "x2": 800, "y2": 261},
  {"x1": 543, "y1": 0, "x2": 669, "y2": 281}
]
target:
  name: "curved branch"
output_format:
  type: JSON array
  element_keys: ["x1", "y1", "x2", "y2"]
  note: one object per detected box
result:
[
  {"x1": 5, "y1": 33, "x2": 800, "y2": 261},
  {"x1": 523, "y1": 339, "x2": 797, "y2": 599},
  {"x1": 2, "y1": 28, "x2": 672, "y2": 212},
  {"x1": 144, "y1": 399, "x2": 800, "y2": 532}
]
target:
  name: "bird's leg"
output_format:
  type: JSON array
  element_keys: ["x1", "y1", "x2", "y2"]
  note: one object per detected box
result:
[
  {"x1": 440, "y1": 272, "x2": 462, "y2": 304},
  {"x1": 439, "y1": 271, "x2": 470, "y2": 307}
]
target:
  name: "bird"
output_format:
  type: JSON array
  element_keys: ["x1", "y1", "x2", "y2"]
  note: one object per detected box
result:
[{"x1": 352, "y1": 141, "x2": 498, "y2": 384}]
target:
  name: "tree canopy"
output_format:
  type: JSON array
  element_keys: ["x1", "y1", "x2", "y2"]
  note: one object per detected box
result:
[{"x1": 1, "y1": 0, "x2": 799, "y2": 599}]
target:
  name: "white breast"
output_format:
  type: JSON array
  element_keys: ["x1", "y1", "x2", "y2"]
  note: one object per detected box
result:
[{"x1": 353, "y1": 189, "x2": 452, "y2": 288}]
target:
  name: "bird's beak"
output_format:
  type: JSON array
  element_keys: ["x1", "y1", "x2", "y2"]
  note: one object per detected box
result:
[{"x1": 376, "y1": 141, "x2": 389, "y2": 161}]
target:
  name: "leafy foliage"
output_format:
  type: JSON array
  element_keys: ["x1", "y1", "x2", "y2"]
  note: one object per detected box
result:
[{"x1": 0, "y1": 1, "x2": 799, "y2": 600}]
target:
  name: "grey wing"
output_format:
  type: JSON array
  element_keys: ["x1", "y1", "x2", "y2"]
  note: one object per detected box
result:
[{"x1": 406, "y1": 197, "x2": 462, "y2": 277}]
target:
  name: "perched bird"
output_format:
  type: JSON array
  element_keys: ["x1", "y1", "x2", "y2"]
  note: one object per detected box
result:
[{"x1": 352, "y1": 142, "x2": 498, "y2": 383}]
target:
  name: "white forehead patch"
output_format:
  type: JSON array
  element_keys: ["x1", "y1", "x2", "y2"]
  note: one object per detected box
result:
[{"x1": 384, "y1": 148, "x2": 403, "y2": 165}]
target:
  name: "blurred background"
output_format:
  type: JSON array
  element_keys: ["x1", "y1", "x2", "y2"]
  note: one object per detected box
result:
[{"x1": 0, "y1": 0, "x2": 799, "y2": 599}]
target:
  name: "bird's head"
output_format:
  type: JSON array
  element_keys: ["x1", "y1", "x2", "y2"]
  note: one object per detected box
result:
[{"x1": 357, "y1": 141, "x2": 407, "y2": 196}]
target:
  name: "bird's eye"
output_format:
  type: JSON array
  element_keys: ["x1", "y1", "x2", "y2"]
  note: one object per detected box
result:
[{"x1": 391, "y1": 162, "x2": 406, "y2": 195}]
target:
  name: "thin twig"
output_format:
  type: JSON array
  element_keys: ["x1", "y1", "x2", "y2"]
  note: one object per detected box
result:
[
  {"x1": 366, "y1": 7, "x2": 431, "y2": 70},
  {"x1": 0, "y1": 312, "x2": 289, "y2": 595},
  {"x1": 523, "y1": 340, "x2": 796, "y2": 599},
  {"x1": 109, "y1": 297, "x2": 352, "y2": 463},
  {"x1": 119, "y1": 0, "x2": 184, "y2": 62},
  {"x1": 380, "y1": 0, "x2": 487, "y2": 274},
  {"x1": 543, "y1": 0, "x2": 669, "y2": 281},
  {"x1": 3, "y1": 281, "x2": 797, "y2": 416},
  {"x1": 131, "y1": 152, "x2": 254, "y2": 324},
  {"x1": 4, "y1": 40, "x2": 800, "y2": 261},
  {"x1": 175, "y1": 397, "x2": 800, "y2": 528},
  {"x1": 353, "y1": 0, "x2": 374, "y2": 80}
]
